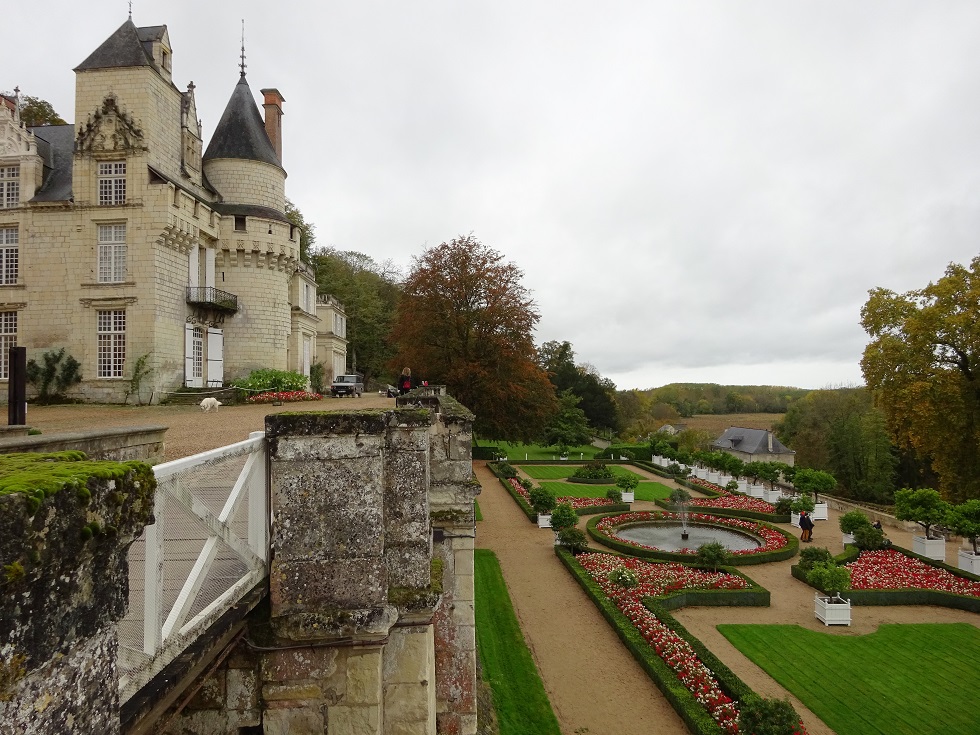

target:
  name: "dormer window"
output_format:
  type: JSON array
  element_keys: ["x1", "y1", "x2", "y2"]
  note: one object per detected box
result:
[
  {"x1": 162, "y1": 49, "x2": 171, "y2": 72},
  {"x1": 98, "y1": 162, "x2": 126, "y2": 205},
  {"x1": 0, "y1": 166, "x2": 19, "y2": 209}
]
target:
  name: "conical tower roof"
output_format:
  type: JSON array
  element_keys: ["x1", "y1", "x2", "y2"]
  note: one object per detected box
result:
[
  {"x1": 203, "y1": 75, "x2": 282, "y2": 168},
  {"x1": 75, "y1": 18, "x2": 153, "y2": 71}
]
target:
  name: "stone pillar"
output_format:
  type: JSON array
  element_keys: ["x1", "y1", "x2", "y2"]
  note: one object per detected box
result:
[{"x1": 0, "y1": 454, "x2": 154, "y2": 734}]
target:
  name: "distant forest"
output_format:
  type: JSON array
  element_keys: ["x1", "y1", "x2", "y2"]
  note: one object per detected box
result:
[{"x1": 618, "y1": 383, "x2": 809, "y2": 418}]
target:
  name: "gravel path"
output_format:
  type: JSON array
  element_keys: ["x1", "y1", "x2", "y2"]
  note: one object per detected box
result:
[{"x1": 19, "y1": 405, "x2": 980, "y2": 734}]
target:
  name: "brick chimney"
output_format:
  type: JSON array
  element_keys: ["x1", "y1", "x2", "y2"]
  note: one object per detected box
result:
[{"x1": 260, "y1": 88, "x2": 285, "y2": 161}]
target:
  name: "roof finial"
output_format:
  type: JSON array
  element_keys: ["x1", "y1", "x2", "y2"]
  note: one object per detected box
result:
[
  {"x1": 239, "y1": 19, "x2": 247, "y2": 78},
  {"x1": 128, "y1": 1, "x2": 132, "y2": 20}
]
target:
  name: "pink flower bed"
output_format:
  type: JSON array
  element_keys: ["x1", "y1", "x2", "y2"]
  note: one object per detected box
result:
[
  {"x1": 578, "y1": 552, "x2": 746, "y2": 732},
  {"x1": 507, "y1": 477, "x2": 620, "y2": 511},
  {"x1": 246, "y1": 390, "x2": 323, "y2": 404},
  {"x1": 847, "y1": 548, "x2": 980, "y2": 597},
  {"x1": 597, "y1": 511, "x2": 788, "y2": 556},
  {"x1": 686, "y1": 478, "x2": 776, "y2": 514}
]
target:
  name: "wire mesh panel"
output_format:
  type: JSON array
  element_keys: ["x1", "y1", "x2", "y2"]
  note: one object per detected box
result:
[{"x1": 118, "y1": 435, "x2": 267, "y2": 702}]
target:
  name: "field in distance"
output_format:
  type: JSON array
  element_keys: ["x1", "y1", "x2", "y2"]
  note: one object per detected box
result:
[{"x1": 678, "y1": 413, "x2": 784, "y2": 436}]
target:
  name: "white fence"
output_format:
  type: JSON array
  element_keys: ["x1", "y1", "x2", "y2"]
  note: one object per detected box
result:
[{"x1": 117, "y1": 432, "x2": 269, "y2": 703}]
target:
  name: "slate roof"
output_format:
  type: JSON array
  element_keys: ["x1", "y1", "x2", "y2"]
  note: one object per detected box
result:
[
  {"x1": 711, "y1": 427, "x2": 795, "y2": 455},
  {"x1": 29, "y1": 125, "x2": 74, "y2": 202},
  {"x1": 203, "y1": 76, "x2": 282, "y2": 169},
  {"x1": 75, "y1": 19, "x2": 154, "y2": 71}
]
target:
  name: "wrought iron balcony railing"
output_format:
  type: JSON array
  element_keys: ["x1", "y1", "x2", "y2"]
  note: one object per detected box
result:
[{"x1": 185, "y1": 286, "x2": 239, "y2": 313}]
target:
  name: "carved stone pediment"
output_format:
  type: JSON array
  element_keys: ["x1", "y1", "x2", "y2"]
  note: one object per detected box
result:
[
  {"x1": 0, "y1": 105, "x2": 34, "y2": 159},
  {"x1": 76, "y1": 95, "x2": 145, "y2": 153}
]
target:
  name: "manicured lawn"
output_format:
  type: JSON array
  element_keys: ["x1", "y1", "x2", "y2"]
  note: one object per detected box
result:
[
  {"x1": 521, "y1": 464, "x2": 642, "y2": 480},
  {"x1": 475, "y1": 500, "x2": 483, "y2": 521},
  {"x1": 538, "y1": 480, "x2": 672, "y2": 502},
  {"x1": 492, "y1": 442, "x2": 600, "y2": 460},
  {"x1": 474, "y1": 549, "x2": 562, "y2": 735},
  {"x1": 718, "y1": 623, "x2": 980, "y2": 735}
]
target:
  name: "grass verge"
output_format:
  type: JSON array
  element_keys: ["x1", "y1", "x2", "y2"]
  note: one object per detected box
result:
[
  {"x1": 474, "y1": 549, "x2": 561, "y2": 735},
  {"x1": 538, "y1": 479, "x2": 673, "y2": 502},
  {"x1": 718, "y1": 623, "x2": 980, "y2": 735}
]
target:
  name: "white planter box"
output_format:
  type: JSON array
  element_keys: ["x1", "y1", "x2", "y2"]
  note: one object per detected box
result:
[
  {"x1": 707, "y1": 471, "x2": 720, "y2": 483},
  {"x1": 621, "y1": 491, "x2": 634, "y2": 503},
  {"x1": 763, "y1": 488, "x2": 783, "y2": 503},
  {"x1": 842, "y1": 533, "x2": 855, "y2": 545},
  {"x1": 791, "y1": 512, "x2": 801, "y2": 528},
  {"x1": 913, "y1": 536, "x2": 945, "y2": 562},
  {"x1": 815, "y1": 593, "x2": 852, "y2": 626},
  {"x1": 719, "y1": 474, "x2": 732, "y2": 486},
  {"x1": 958, "y1": 550, "x2": 980, "y2": 575},
  {"x1": 748, "y1": 485, "x2": 765, "y2": 498},
  {"x1": 695, "y1": 467, "x2": 707, "y2": 479},
  {"x1": 812, "y1": 502, "x2": 829, "y2": 521},
  {"x1": 537, "y1": 514, "x2": 552, "y2": 529},
  {"x1": 737, "y1": 479, "x2": 749, "y2": 493}
]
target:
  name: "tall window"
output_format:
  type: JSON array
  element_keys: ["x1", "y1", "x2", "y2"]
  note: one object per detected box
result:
[
  {"x1": 0, "y1": 166, "x2": 19, "y2": 208},
  {"x1": 98, "y1": 224, "x2": 127, "y2": 282},
  {"x1": 0, "y1": 311, "x2": 16, "y2": 379},
  {"x1": 97, "y1": 310, "x2": 126, "y2": 377},
  {"x1": 0, "y1": 227, "x2": 17, "y2": 285},
  {"x1": 98, "y1": 162, "x2": 126, "y2": 205}
]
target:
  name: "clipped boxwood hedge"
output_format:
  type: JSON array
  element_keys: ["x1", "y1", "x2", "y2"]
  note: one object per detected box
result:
[
  {"x1": 567, "y1": 476, "x2": 614, "y2": 485},
  {"x1": 556, "y1": 547, "x2": 769, "y2": 735},
  {"x1": 587, "y1": 513, "x2": 800, "y2": 566},
  {"x1": 656, "y1": 499, "x2": 791, "y2": 525},
  {"x1": 791, "y1": 544, "x2": 980, "y2": 613},
  {"x1": 487, "y1": 461, "x2": 536, "y2": 523}
]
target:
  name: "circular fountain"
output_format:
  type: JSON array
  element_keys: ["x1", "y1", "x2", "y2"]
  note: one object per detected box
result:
[{"x1": 615, "y1": 522, "x2": 762, "y2": 552}]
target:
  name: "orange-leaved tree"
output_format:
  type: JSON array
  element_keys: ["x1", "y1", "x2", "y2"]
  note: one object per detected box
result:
[{"x1": 390, "y1": 235, "x2": 557, "y2": 441}]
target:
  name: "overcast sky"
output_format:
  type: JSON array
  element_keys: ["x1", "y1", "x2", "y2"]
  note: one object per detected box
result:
[{"x1": 8, "y1": 2, "x2": 980, "y2": 391}]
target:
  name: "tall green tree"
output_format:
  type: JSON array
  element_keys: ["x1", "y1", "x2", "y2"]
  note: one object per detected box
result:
[
  {"x1": 390, "y1": 235, "x2": 557, "y2": 441},
  {"x1": 309, "y1": 246, "x2": 400, "y2": 385},
  {"x1": 541, "y1": 390, "x2": 592, "y2": 450},
  {"x1": 284, "y1": 198, "x2": 316, "y2": 262},
  {"x1": 538, "y1": 340, "x2": 619, "y2": 432},
  {"x1": 861, "y1": 256, "x2": 980, "y2": 501}
]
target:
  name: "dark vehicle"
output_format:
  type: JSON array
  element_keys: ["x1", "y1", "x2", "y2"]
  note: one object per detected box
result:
[{"x1": 330, "y1": 374, "x2": 364, "y2": 397}]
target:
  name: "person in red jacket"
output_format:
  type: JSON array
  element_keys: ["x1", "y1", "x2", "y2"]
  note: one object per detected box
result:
[{"x1": 398, "y1": 367, "x2": 413, "y2": 395}]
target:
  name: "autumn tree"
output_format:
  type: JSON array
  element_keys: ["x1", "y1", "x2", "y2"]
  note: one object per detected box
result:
[
  {"x1": 861, "y1": 256, "x2": 980, "y2": 501},
  {"x1": 390, "y1": 235, "x2": 557, "y2": 441},
  {"x1": 2, "y1": 94, "x2": 67, "y2": 126}
]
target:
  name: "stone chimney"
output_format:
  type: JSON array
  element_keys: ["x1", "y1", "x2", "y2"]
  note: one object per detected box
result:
[
  {"x1": 260, "y1": 88, "x2": 285, "y2": 161},
  {"x1": 768, "y1": 431, "x2": 774, "y2": 452}
]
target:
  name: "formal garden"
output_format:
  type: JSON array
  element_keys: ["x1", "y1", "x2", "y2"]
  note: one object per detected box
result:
[{"x1": 479, "y1": 453, "x2": 980, "y2": 735}]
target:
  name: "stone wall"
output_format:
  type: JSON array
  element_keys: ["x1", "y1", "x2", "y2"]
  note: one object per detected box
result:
[
  {"x1": 155, "y1": 399, "x2": 478, "y2": 734},
  {"x1": 0, "y1": 454, "x2": 154, "y2": 734},
  {"x1": 0, "y1": 425, "x2": 166, "y2": 464}
]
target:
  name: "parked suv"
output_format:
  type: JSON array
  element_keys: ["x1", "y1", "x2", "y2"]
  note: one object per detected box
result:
[{"x1": 330, "y1": 374, "x2": 364, "y2": 397}]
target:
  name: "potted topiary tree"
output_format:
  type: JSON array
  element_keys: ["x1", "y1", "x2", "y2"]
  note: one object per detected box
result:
[
  {"x1": 615, "y1": 474, "x2": 639, "y2": 503},
  {"x1": 808, "y1": 561, "x2": 852, "y2": 626},
  {"x1": 529, "y1": 487, "x2": 557, "y2": 528},
  {"x1": 839, "y1": 510, "x2": 872, "y2": 546},
  {"x1": 556, "y1": 527, "x2": 590, "y2": 554},
  {"x1": 794, "y1": 467, "x2": 836, "y2": 520},
  {"x1": 947, "y1": 499, "x2": 980, "y2": 574},
  {"x1": 549, "y1": 502, "x2": 579, "y2": 545},
  {"x1": 895, "y1": 488, "x2": 949, "y2": 561}
]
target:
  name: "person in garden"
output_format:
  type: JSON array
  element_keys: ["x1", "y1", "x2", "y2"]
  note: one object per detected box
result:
[
  {"x1": 873, "y1": 519, "x2": 883, "y2": 531},
  {"x1": 800, "y1": 511, "x2": 815, "y2": 542},
  {"x1": 399, "y1": 367, "x2": 413, "y2": 395}
]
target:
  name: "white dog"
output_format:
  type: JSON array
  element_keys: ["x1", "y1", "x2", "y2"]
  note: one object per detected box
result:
[{"x1": 199, "y1": 397, "x2": 222, "y2": 412}]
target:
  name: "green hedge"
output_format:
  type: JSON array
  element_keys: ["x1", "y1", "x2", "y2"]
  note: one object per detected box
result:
[
  {"x1": 472, "y1": 445, "x2": 500, "y2": 460},
  {"x1": 596, "y1": 444, "x2": 654, "y2": 461},
  {"x1": 791, "y1": 544, "x2": 980, "y2": 613},
  {"x1": 656, "y1": 499, "x2": 791, "y2": 525},
  {"x1": 487, "y1": 462, "x2": 536, "y2": 523},
  {"x1": 556, "y1": 548, "x2": 772, "y2": 735},
  {"x1": 567, "y1": 476, "x2": 614, "y2": 485},
  {"x1": 576, "y1": 503, "x2": 631, "y2": 517},
  {"x1": 587, "y1": 513, "x2": 800, "y2": 566}
]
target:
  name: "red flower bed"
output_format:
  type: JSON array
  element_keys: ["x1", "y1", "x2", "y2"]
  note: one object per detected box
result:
[
  {"x1": 579, "y1": 553, "x2": 747, "y2": 732},
  {"x1": 507, "y1": 477, "x2": 619, "y2": 511},
  {"x1": 686, "y1": 478, "x2": 776, "y2": 514},
  {"x1": 597, "y1": 511, "x2": 787, "y2": 556},
  {"x1": 246, "y1": 390, "x2": 323, "y2": 404},
  {"x1": 847, "y1": 548, "x2": 980, "y2": 597}
]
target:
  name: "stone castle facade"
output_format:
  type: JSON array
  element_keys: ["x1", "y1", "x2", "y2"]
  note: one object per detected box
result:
[{"x1": 0, "y1": 18, "x2": 348, "y2": 402}]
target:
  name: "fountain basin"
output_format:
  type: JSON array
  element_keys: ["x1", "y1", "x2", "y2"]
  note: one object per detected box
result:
[{"x1": 616, "y1": 521, "x2": 762, "y2": 553}]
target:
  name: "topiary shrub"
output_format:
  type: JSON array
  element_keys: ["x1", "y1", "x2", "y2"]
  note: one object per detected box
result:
[
  {"x1": 309, "y1": 362, "x2": 325, "y2": 395},
  {"x1": 572, "y1": 461, "x2": 614, "y2": 480},
  {"x1": 853, "y1": 524, "x2": 889, "y2": 550},
  {"x1": 797, "y1": 546, "x2": 834, "y2": 572},
  {"x1": 737, "y1": 697, "x2": 804, "y2": 735},
  {"x1": 807, "y1": 561, "x2": 851, "y2": 594},
  {"x1": 791, "y1": 495, "x2": 815, "y2": 514},
  {"x1": 557, "y1": 528, "x2": 590, "y2": 554},
  {"x1": 606, "y1": 488, "x2": 623, "y2": 502},
  {"x1": 839, "y1": 510, "x2": 872, "y2": 535},
  {"x1": 550, "y1": 503, "x2": 579, "y2": 535},
  {"x1": 606, "y1": 566, "x2": 639, "y2": 588},
  {"x1": 616, "y1": 474, "x2": 640, "y2": 492},
  {"x1": 695, "y1": 541, "x2": 729, "y2": 571},
  {"x1": 519, "y1": 477, "x2": 533, "y2": 490},
  {"x1": 774, "y1": 497, "x2": 794, "y2": 514},
  {"x1": 496, "y1": 462, "x2": 518, "y2": 479},
  {"x1": 528, "y1": 487, "x2": 556, "y2": 515}
]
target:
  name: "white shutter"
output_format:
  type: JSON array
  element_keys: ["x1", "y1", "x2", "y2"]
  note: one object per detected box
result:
[
  {"x1": 205, "y1": 248, "x2": 215, "y2": 289},
  {"x1": 188, "y1": 245, "x2": 199, "y2": 288},
  {"x1": 184, "y1": 324, "x2": 196, "y2": 387},
  {"x1": 207, "y1": 328, "x2": 223, "y2": 387},
  {"x1": 303, "y1": 337, "x2": 311, "y2": 377}
]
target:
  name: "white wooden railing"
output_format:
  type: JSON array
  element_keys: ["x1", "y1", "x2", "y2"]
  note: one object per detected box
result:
[{"x1": 117, "y1": 432, "x2": 269, "y2": 703}]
